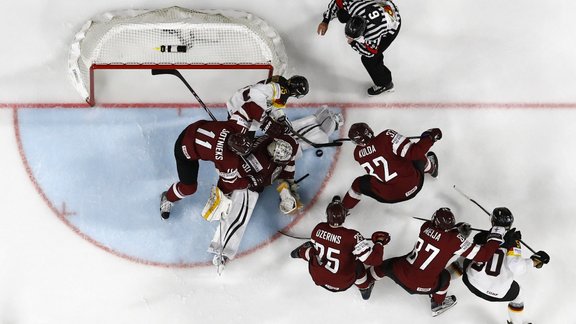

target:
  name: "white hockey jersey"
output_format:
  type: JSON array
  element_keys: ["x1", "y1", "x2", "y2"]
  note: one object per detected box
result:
[
  {"x1": 226, "y1": 81, "x2": 286, "y2": 131},
  {"x1": 465, "y1": 245, "x2": 533, "y2": 298}
]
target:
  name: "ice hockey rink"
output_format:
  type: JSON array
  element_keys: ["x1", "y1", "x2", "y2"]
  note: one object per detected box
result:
[{"x1": 1, "y1": 0, "x2": 575, "y2": 323}]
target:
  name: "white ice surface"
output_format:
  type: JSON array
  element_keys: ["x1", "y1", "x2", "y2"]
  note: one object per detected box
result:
[{"x1": 1, "y1": 0, "x2": 575, "y2": 323}]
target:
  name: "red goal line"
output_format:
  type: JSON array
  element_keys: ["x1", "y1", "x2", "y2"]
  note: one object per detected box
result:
[{"x1": 1, "y1": 101, "x2": 576, "y2": 109}]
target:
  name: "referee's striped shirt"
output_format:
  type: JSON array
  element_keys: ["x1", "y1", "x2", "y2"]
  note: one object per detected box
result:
[{"x1": 347, "y1": 0, "x2": 401, "y2": 57}]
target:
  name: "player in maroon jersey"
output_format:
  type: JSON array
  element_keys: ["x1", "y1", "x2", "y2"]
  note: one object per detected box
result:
[
  {"x1": 159, "y1": 119, "x2": 244, "y2": 219},
  {"x1": 159, "y1": 119, "x2": 299, "y2": 219},
  {"x1": 369, "y1": 207, "x2": 515, "y2": 316},
  {"x1": 341, "y1": 122, "x2": 441, "y2": 210},
  {"x1": 160, "y1": 119, "x2": 302, "y2": 269},
  {"x1": 291, "y1": 196, "x2": 391, "y2": 300},
  {"x1": 207, "y1": 132, "x2": 301, "y2": 269}
]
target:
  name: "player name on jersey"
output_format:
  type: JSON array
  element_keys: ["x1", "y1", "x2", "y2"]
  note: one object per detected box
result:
[
  {"x1": 315, "y1": 229, "x2": 342, "y2": 244},
  {"x1": 214, "y1": 129, "x2": 230, "y2": 161},
  {"x1": 423, "y1": 227, "x2": 442, "y2": 241},
  {"x1": 358, "y1": 144, "x2": 376, "y2": 158}
]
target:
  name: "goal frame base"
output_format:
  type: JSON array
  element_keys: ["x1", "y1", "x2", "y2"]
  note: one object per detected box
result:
[{"x1": 87, "y1": 63, "x2": 273, "y2": 106}]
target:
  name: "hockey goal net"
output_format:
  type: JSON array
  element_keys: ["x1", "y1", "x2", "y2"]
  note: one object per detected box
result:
[{"x1": 69, "y1": 7, "x2": 288, "y2": 106}]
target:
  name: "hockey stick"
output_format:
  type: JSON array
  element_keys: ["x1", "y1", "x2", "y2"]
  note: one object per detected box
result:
[
  {"x1": 412, "y1": 216, "x2": 483, "y2": 232},
  {"x1": 151, "y1": 69, "x2": 218, "y2": 122},
  {"x1": 332, "y1": 135, "x2": 422, "y2": 143},
  {"x1": 278, "y1": 231, "x2": 310, "y2": 240},
  {"x1": 452, "y1": 185, "x2": 491, "y2": 215},
  {"x1": 216, "y1": 219, "x2": 225, "y2": 276},
  {"x1": 279, "y1": 117, "x2": 343, "y2": 148},
  {"x1": 291, "y1": 128, "x2": 343, "y2": 148},
  {"x1": 295, "y1": 173, "x2": 310, "y2": 184},
  {"x1": 452, "y1": 185, "x2": 537, "y2": 254}
]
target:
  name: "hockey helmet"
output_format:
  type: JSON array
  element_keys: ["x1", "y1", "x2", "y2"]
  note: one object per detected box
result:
[
  {"x1": 227, "y1": 133, "x2": 253, "y2": 156},
  {"x1": 287, "y1": 75, "x2": 309, "y2": 98},
  {"x1": 348, "y1": 122, "x2": 374, "y2": 146},
  {"x1": 431, "y1": 207, "x2": 456, "y2": 231},
  {"x1": 491, "y1": 207, "x2": 514, "y2": 229},
  {"x1": 267, "y1": 138, "x2": 293, "y2": 164},
  {"x1": 326, "y1": 198, "x2": 348, "y2": 226},
  {"x1": 345, "y1": 16, "x2": 366, "y2": 39}
]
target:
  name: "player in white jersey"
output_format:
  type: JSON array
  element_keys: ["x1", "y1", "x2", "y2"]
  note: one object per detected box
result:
[
  {"x1": 449, "y1": 207, "x2": 550, "y2": 324},
  {"x1": 226, "y1": 75, "x2": 344, "y2": 153}
]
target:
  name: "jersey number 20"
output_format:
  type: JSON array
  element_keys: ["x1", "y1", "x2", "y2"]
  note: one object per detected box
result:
[{"x1": 470, "y1": 249, "x2": 505, "y2": 276}]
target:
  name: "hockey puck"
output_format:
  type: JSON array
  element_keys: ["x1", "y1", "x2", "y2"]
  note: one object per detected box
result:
[{"x1": 315, "y1": 149, "x2": 323, "y2": 157}]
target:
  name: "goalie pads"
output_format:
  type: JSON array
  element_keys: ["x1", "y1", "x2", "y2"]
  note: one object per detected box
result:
[
  {"x1": 201, "y1": 186, "x2": 232, "y2": 222},
  {"x1": 289, "y1": 107, "x2": 344, "y2": 151},
  {"x1": 207, "y1": 189, "x2": 259, "y2": 260}
]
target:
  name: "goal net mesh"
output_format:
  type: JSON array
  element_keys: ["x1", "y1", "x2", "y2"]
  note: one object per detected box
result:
[{"x1": 69, "y1": 7, "x2": 288, "y2": 104}]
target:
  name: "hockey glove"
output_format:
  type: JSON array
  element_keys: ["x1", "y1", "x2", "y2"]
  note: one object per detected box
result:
[
  {"x1": 502, "y1": 228, "x2": 522, "y2": 249},
  {"x1": 473, "y1": 231, "x2": 489, "y2": 245},
  {"x1": 371, "y1": 231, "x2": 391, "y2": 245},
  {"x1": 530, "y1": 250, "x2": 550, "y2": 269},
  {"x1": 421, "y1": 128, "x2": 442, "y2": 142},
  {"x1": 247, "y1": 174, "x2": 265, "y2": 192},
  {"x1": 277, "y1": 180, "x2": 301, "y2": 214},
  {"x1": 261, "y1": 117, "x2": 285, "y2": 137},
  {"x1": 455, "y1": 222, "x2": 472, "y2": 238}
]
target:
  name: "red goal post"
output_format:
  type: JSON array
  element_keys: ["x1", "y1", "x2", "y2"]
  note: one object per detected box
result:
[{"x1": 69, "y1": 7, "x2": 288, "y2": 106}]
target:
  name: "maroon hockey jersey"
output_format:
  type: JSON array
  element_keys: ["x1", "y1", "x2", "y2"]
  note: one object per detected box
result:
[
  {"x1": 308, "y1": 222, "x2": 384, "y2": 291},
  {"x1": 353, "y1": 129, "x2": 433, "y2": 201},
  {"x1": 179, "y1": 120, "x2": 243, "y2": 190},
  {"x1": 392, "y1": 221, "x2": 500, "y2": 293}
]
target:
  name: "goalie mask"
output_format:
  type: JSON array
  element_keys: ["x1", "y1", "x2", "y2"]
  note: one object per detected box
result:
[
  {"x1": 491, "y1": 207, "x2": 514, "y2": 229},
  {"x1": 348, "y1": 122, "x2": 374, "y2": 146},
  {"x1": 227, "y1": 133, "x2": 253, "y2": 156},
  {"x1": 431, "y1": 207, "x2": 456, "y2": 231},
  {"x1": 287, "y1": 75, "x2": 309, "y2": 98},
  {"x1": 267, "y1": 138, "x2": 293, "y2": 164}
]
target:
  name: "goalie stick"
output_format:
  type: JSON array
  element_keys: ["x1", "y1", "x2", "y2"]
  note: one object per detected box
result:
[
  {"x1": 151, "y1": 69, "x2": 218, "y2": 122},
  {"x1": 452, "y1": 185, "x2": 537, "y2": 254}
]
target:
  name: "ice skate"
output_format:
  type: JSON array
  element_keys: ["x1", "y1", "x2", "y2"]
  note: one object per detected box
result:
[
  {"x1": 431, "y1": 295, "x2": 457, "y2": 316},
  {"x1": 367, "y1": 82, "x2": 394, "y2": 96},
  {"x1": 213, "y1": 254, "x2": 229, "y2": 274},
  {"x1": 159, "y1": 191, "x2": 173, "y2": 220},
  {"x1": 426, "y1": 151, "x2": 439, "y2": 178},
  {"x1": 359, "y1": 281, "x2": 375, "y2": 300},
  {"x1": 290, "y1": 241, "x2": 313, "y2": 258}
]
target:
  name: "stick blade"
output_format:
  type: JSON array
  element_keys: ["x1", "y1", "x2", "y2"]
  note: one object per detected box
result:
[{"x1": 151, "y1": 68, "x2": 178, "y2": 76}]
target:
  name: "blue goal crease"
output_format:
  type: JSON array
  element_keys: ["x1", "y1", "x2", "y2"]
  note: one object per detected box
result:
[{"x1": 16, "y1": 106, "x2": 340, "y2": 265}]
